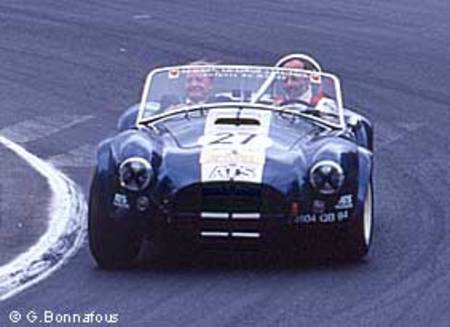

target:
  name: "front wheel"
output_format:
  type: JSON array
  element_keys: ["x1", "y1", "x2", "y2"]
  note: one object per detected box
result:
[
  {"x1": 339, "y1": 182, "x2": 373, "y2": 261},
  {"x1": 88, "y1": 175, "x2": 143, "y2": 269}
]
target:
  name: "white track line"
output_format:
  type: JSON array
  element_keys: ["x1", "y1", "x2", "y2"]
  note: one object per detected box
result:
[
  {"x1": 0, "y1": 135, "x2": 87, "y2": 301},
  {"x1": 376, "y1": 121, "x2": 425, "y2": 149},
  {"x1": 48, "y1": 143, "x2": 97, "y2": 168},
  {"x1": 0, "y1": 114, "x2": 93, "y2": 143}
]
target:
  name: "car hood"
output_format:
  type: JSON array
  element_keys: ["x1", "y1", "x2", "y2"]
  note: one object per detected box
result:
[
  {"x1": 150, "y1": 108, "x2": 327, "y2": 198},
  {"x1": 161, "y1": 109, "x2": 319, "y2": 151}
]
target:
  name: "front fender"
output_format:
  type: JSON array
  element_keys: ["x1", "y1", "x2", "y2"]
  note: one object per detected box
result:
[{"x1": 91, "y1": 129, "x2": 161, "y2": 221}]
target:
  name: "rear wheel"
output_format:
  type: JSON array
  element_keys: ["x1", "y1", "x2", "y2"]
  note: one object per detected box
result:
[{"x1": 88, "y1": 174, "x2": 143, "y2": 269}]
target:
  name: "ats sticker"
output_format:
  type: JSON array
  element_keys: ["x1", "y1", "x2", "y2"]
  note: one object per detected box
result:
[
  {"x1": 335, "y1": 194, "x2": 353, "y2": 210},
  {"x1": 208, "y1": 164, "x2": 256, "y2": 180},
  {"x1": 113, "y1": 193, "x2": 130, "y2": 209}
]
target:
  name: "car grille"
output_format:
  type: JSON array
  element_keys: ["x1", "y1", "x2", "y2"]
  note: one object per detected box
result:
[{"x1": 171, "y1": 182, "x2": 287, "y2": 239}]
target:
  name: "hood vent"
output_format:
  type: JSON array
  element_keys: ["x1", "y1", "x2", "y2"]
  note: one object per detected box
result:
[{"x1": 214, "y1": 117, "x2": 260, "y2": 126}]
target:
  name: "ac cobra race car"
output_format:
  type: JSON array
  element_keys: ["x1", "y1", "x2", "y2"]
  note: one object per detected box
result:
[{"x1": 88, "y1": 54, "x2": 374, "y2": 268}]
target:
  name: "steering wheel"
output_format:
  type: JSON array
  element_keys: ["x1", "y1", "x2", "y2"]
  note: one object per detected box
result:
[
  {"x1": 282, "y1": 100, "x2": 340, "y2": 120},
  {"x1": 280, "y1": 98, "x2": 311, "y2": 107}
]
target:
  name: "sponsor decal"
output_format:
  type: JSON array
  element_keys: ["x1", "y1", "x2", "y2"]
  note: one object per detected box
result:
[
  {"x1": 168, "y1": 68, "x2": 180, "y2": 79},
  {"x1": 200, "y1": 149, "x2": 264, "y2": 165},
  {"x1": 198, "y1": 132, "x2": 272, "y2": 148},
  {"x1": 145, "y1": 101, "x2": 161, "y2": 112},
  {"x1": 208, "y1": 164, "x2": 256, "y2": 181},
  {"x1": 335, "y1": 194, "x2": 353, "y2": 210},
  {"x1": 112, "y1": 193, "x2": 130, "y2": 209},
  {"x1": 296, "y1": 210, "x2": 350, "y2": 224},
  {"x1": 200, "y1": 108, "x2": 272, "y2": 183},
  {"x1": 310, "y1": 73, "x2": 322, "y2": 84}
]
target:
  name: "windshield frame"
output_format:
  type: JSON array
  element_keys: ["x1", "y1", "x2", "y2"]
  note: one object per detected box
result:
[{"x1": 137, "y1": 64, "x2": 346, "y2": 129}]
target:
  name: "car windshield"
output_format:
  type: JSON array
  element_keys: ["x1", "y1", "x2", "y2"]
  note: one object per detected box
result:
[{"x1": 138, "y1": 65, "x2": 345, "y2": 128}]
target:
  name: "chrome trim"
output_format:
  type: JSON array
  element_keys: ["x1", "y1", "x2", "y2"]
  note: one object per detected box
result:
[
  {"x1": 118, "y1": 157, "x2": 152, "y2": 191},
  {"x1": 138, "y1": 102, "x2": 335, "y2": 130},
  {"x1": 309, "y1": 160, "x2": 345, "y2": 195},
  {"x1": 231, "y1": 213, "x2": 261, "y2": 220},
  {"x1": 137, "y1": 64, "x2": 345, "y2": 129},
  {"x1": 231, "y1": 232, "x2": 260, "y2": 238},
  {"x1": 200, "y1": 231, "x2": 229, "y2": 237},
  {"x1": 364, "y1": 183, "x2": 373, "y2": 247},
  {"x1": 201, "y1": 212, "x2": 229, "y2": 219}
]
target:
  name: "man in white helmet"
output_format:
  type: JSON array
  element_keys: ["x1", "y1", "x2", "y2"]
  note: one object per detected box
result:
[{"x1": 274, "y1": 56, "x2": 337, "y2": 113}]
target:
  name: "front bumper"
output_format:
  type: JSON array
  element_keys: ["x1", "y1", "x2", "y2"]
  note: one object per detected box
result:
[{"x1": 157, "y1": 182, "x2": 353, "y2": 248}]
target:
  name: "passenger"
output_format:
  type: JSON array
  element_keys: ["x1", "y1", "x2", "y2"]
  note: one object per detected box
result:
[
  {"x1": 274, "y1": 57, "x2": 339, "y2": 115},
  {"x1": 274, "y1": 58, "x2": 319, "y2": 106}
]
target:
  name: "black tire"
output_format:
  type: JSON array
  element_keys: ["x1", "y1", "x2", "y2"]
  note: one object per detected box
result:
[
  {"x1": 339, "y1": 181, "x2": 373, "y2": 261},
  {"x1": 88, "y1": 173, "x2": 143, "y2": 269}
]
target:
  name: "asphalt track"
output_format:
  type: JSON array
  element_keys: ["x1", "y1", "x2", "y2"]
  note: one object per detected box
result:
[
  {"x1": 1, "y1": 0, "x2": 450, "y2": 326},
  {"x1": 0, "y1": 146, "x2": 49, "y2": 266}
]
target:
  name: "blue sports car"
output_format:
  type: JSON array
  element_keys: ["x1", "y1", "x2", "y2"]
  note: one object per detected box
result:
[{"x1": 88, "y1": 55, "x2": 373, "y2": 268}]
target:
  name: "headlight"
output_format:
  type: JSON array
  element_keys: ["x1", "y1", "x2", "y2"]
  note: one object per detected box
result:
[
  {"x1": 118, "y1": 157, "x2": 152, "y2": 191},
  {"x1": 309, "y1": 160, "x2": 345, "y2": 195}
]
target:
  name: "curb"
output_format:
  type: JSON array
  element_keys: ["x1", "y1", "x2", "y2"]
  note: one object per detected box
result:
[{"x1": 0, "y1": 135, "x2": 87, "y2": 301}]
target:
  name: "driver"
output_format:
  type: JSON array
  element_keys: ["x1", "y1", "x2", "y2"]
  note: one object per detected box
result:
[
  {"x1": 162, "y1": 60, "x2": 230, "y2": 110},
  {"x1": 184, "y1": 66, "x2": 214, "y2": 104},
  {"x1": 163, "y1": 60, "x2": 232, "y2": 110},
  {"x1": 176, "y1": 61, "x2": 231, "y2": 108}
]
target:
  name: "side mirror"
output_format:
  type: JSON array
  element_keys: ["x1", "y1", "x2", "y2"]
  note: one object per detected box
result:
[{"x1": 346, "y1": 111, "x2": 373, "y2": 151}]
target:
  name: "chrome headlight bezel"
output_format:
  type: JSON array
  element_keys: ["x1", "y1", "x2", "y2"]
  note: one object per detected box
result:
[
  {"x1": 118, "y1": 157, "x2": 153, "y2": 192},
  {"x1": 309, "y1": 160, "x2": 345, "y2": 195}
]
